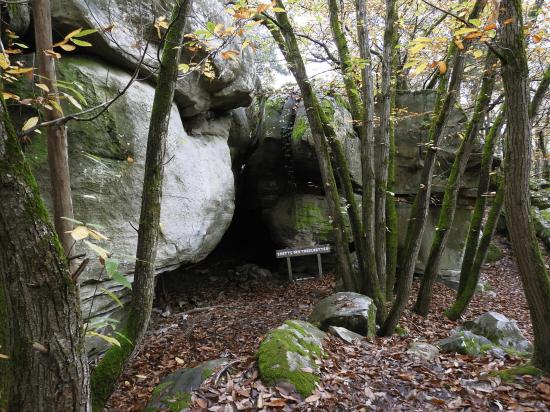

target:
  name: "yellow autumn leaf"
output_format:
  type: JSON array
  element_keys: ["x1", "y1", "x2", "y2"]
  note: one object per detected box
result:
[
  {"x1": 2, "y1": 92, "x2": 20, "y2": 101},
  {"x1": 84, "y1": 240, "x2": 110, "y2": 260},
  {"x1": 88, "y1": 228, "x2": 109, "y2": 241},
  {"x1": 6, "y1": 67, "x2": 33, "y2": 75},
  {"x1": 22, "y1": 116, "x2": 39, "y2": 132},
  {"x1": 35, "y1": 83, "x2": 50, "y2": 93},
  {"x1": 60, "y1": 43, "x2": 77, "y2": 51},
  {"x1": 64, "y1": 28, "x2": 83, "y2": 40},
  {"x1": 68, "y1": 225, "x2": 90, "y2": 240},
  {"x1": 0, "y1": 53, "x2": 10, "y2": 69},
  {"x1": 437, "y1": 61, "x2": 447, "y2": 75}
]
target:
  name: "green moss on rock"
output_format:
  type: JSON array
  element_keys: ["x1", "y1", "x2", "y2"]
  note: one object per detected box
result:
[
  {"x1": 258, "y1": 320, "x2": 324, "y2": 397},
  {"x1": 491, "y1": 365, "x2": 543, "y2": 382},
  {"x1": 291, "y1": 116, "x2": 308, "y2": 141},
  {"x1": 485, "y1": 243, "x2": 503, "y2": 263}
]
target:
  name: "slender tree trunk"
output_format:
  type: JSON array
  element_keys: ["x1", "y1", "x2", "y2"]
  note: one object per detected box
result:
[
  {"x1": 381, "y1": 0, "x2": 398, "y2": 300},
  {"x1": 498, "y1": 0, "x2": 550, "y2": 373},
  {"x1": 327, "y1": 0, "x2": 362, "y2": 130},
  {"x1": 263, "y1": 1, "x2": 357, "y2": 292},
  {"x1": 356, "y1": 0, "x2": 387, "y2": 322},
  {"x1": 446, "y1": 179, "x2": 504, "y2": 320},
  {"x1": 0, "y1": 99, "x2": 89, "y2": 411},
  {"x1": 456, "y1": 110, "x2": 504, "y2": 296},
  {"x1": 90, "y1": 1, "x2": 193, "y2": 408},
  {"x1": 379, "y1": 0, "x2": 485, "y2": 336},
  {"x1": 413, "y1": 52, "x2": 497, "y2": 316},
  {"x1": 33, "y1": 0, "x2": 75, "y2": 261}
]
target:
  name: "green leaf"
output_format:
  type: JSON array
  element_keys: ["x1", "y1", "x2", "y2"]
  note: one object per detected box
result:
[
  {"x1": 100, "y1": 288, "x2": 124, "y2": 308},
  {"x1": 71, "y1": 38, "x2": 92, "y2": 47},
  {"x1": 72, "y1": 28, "x2": 97, "y2": 38},
  {"x1": 111, "y1": 270, "x2": 132, "y2": 290},
  {"x1": 206, "y1": 21, "x2": 216, "y2": 33},
  {"x1": 87, "y1": 331, "x2": 121, "y2": 347},
  {"x1": 105, "y1": 258, "x2": 119, "y2": 277}
]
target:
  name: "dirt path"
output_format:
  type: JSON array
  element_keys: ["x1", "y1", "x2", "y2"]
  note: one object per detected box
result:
[{"x1": 107, "y1": 236, "x2": 550, "y2": 411}]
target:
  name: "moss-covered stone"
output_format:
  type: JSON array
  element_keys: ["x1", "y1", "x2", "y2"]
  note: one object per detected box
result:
[
  {"x1": 438, "y1": 330, "x2": 496, "y2": 355},
  {"x1": 491, "y1": 365, "x2": 543, "y2": 382},
  {"x1": 485, "y1": 243, "x2": 503, "y2": 263},
  {"x1": 145, "y1": 358, "x2": 227, "y2": 412},
  {"x1": 291, "y1": 116, "x2": 308, "y2": 141},
  {"x1": 258, "y1": 320, "x2": 325, "y2": 397}
]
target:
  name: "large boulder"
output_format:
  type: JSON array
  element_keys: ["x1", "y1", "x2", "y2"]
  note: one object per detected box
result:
[
  {"x1": 258, "y1": 320, "x2": 325, "y2": 397},
  {"x1": 245, "y1": 90, "x2": 479, "y2": 275},
  {"x1": 462, "y1": 312, "x2": 532, "y2": 354},
  {"x1": 24, "y1": 57, "x2": 235, "y2": 327},
  {"x1": 308, "y1": 292, "x2": 377, "y2": 337},
  {"x1": 146, "y1": 358, "x2": 227, "y2": 412},
  {"x1": 51, "y1": 0, "x2": 256, "y2": 116}
]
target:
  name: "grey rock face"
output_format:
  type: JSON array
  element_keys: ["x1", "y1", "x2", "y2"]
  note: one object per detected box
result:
[
  {"x1": 257, "y1": 320, "x2": 325, "y2": 397},
  {"x1": 146, "y1": 358, "x2": 227, "y2": 411},
  {"x1": 438, "y1": 330, "x2": 495, "y2": 356},
  {"x1": 308, "y1": 292, "x2": 377, "y2": 337},
  {"x1": 51, "y1": 0, "x2": 256, "y2": 116},
  {"x1": 27, "y1": 57, "x2": 235, "y2": 325},
  {"x1": 407, "y1": 342, "x2": 440, "y2": 361},
  {"x1": 250, "y1": 91, "x2": 479, "y2": 275},
  {"x1": 328, "y1": 326, "x2": 364, "y2": 344},
  {"x1": 462, "y1": 312, "x2": 532, "y2": 354}
]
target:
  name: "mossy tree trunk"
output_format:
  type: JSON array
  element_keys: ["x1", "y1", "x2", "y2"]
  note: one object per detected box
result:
[
  {"x1": 448, "y1": 62, "x2": 550, "y2": 320},
  {"x1": 0, "y1": 99, "x2": 89, "y2": 410},
  {"x1": 379, "y1": 0, "x2": 485, "y2": 336},
  {"x1": 381, "y1": 0, "x2": 398, "y2": 300},
  {"x1": 455, "y1": 110, "x2": 504, "y2": 297},
  {"x1": 413, "y1": 52, "x2": 498, "y2": 316},
  {"x1": 355, "y1": 0, "x2": 387, "y2": 321},
  {"x1": 90, "y1": 1, "x2": 193, "y2": 409},
  {"x1": 262, "y1": 1, "x2": 357, "y2": 291},
  {"x1": 34, "y1": 0, "x2": 76, "y2": 262},
  {"x1": 497, "y1": 0, "x2": 550, "y2": 373}
]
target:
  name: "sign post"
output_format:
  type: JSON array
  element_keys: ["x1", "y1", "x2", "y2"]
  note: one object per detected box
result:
[{"x1": 275, "y1": 245, "x2": 331, "y2": 281}]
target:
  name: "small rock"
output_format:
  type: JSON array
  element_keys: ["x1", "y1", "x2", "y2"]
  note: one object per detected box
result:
[
  {"x1": 407, "y1": 341, "x2": 439, "y2": 361},
  {"x1": 438, "y1": 330, "x2": 495, "y2": 356},
  {"x1": 146, "y1": 358, "x2": 227, "y2": 412},
  {"x1": 462, "y1": 311, "x2": 532, "y2": 354},
  {"x1": 328, "y1": 326, "x2": 364, "y2": 344},
  {"x1": 308, "y1": 292, "x2": 377, "y2": 337}
]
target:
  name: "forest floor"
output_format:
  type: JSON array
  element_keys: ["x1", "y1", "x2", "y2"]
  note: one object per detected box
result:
[{"x1": 107, "y1": 235, "x2": 550, "y2": 411}]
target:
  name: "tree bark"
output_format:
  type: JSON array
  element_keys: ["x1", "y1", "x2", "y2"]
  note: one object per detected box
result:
[
  {"x1": 498, "y1": 0, "x2": 550, "y2": 373},
  {"x1": 379, "y1": 0, "x2": 485, "y2": 336},
  {"x1": 381, "y1": 0, "x2": 398, "y2": 300},
  {"x1": 355, "y1": 0, "x2": 382, "y2": 299},
  {"x1": 263, "y1": 1, "x2": 357, "y2": 291},
  {"x1": 0, "y1": 99, "x2": 89, "y2": 410},
  {"x1": 33, "y1": 0, "x2": 75, "y2": 261},
  {"x1": 414, "y1": 52, "x2": 497, "y2": 316},
  {"x1": 90, "y1": 1, "x2": 193, "y2": 408}
]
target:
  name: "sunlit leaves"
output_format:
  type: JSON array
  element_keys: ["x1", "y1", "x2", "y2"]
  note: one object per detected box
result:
[{"x1": 21, "y1": 116, "x2": 39, "y2": 132}]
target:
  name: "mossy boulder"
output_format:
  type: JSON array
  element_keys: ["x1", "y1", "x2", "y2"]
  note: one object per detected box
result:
[
  {"x1": 438, "y1": 331, "x2": 496, "y2": 356},
  {"x1": 462, "y1": 312, "x2": 532, "y2": 354},
  {"x1": 308, "y1": 292, "x2": 377, "y2": 337},
  {"x1": 258, "y1": 320, "x2": 325, "y2": 397},
  {"x1": 146, "y1": 358, "x2": 227, "y2": 412}
]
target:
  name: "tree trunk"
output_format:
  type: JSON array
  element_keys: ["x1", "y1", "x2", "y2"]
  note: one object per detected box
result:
[
  {"x1": 0, "y1": 99, "x2": 89, "y2": 410},
  {"x1": 446, "y1": 179, "x2": 504, "y2": 320},
  {"x1": 263, "y1": 1, "x2": 357, "y2": 291},
  {"x1": 455, "y1": 110, "x2": 504, "y2": 296},
  {"x1": 90, "y1": 1, "x2": 193, "y2": 408},
  {"x1": 356, "y1": 0, "x2": 386, "y2": 322},
  {"x1": 381, "y1": 0, "x2": 398, "y2": 300},
  {"x1": 414, "y1": 52, "x2": 497, "y2": 316},
  {"x1": 327, "y1": 0, "x2": 362, "y2": 130},
  {"x1": 498, "y1": 0, "x2": 550, "y2": 373},
  {"x1": 33, "y1": 0, "x2": 75, "y2": 261},
  {"x1": 379, "y1": 0, "x2": 484, "y2": 336}
]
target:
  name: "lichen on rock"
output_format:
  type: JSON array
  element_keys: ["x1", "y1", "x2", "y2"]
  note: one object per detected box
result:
[{"x1": 257, "y1": 320, "x2": 325, "y2": 397}]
